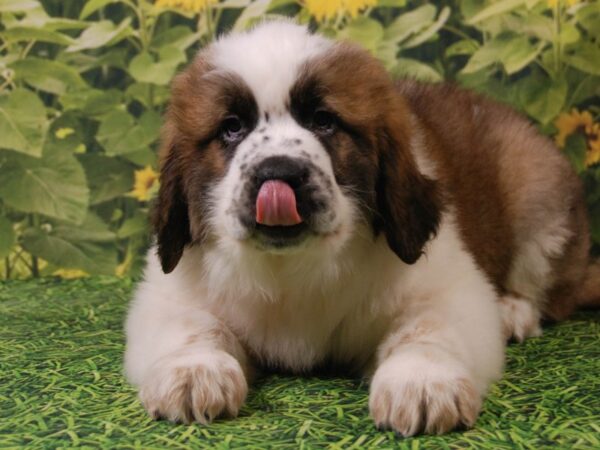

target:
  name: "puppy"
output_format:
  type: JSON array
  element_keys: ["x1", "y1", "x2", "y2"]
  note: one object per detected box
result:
[{"x1": 124, "y1": 20, "x2": 599, "y2": 435}]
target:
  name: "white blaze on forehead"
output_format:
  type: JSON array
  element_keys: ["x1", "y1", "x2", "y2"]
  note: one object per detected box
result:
[{"x1": 211, "y1": 20, "x2": 332, "y2": 113}]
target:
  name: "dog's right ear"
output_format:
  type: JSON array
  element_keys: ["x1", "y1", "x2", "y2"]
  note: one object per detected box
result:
[{"x1": 152, "y1": 127, "x2": 191, "y2": 274}]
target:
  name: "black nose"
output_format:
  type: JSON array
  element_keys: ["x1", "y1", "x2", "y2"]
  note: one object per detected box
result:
[{"x1": 253, "y1": 156, "x2": 309, "y2": 188}]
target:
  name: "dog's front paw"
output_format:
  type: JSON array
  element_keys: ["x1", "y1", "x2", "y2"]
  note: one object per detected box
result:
[
  {"x1": 499, "y1": 295, "x2": 542, "y2": 342},
  {"x1": 369, "y1": 348, "x2": 481, "y2": 436},
  {"x1": 139, "y1": 350, "x2": 247, "y2": 424}
]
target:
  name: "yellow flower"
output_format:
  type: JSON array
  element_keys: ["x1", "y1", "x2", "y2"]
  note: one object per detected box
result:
[
  {"x1": 554, "y1": 109, "x2": 600, "y2": 168},
  {"x1": 305, "y1": 0, "x2": 378, "y2": 22},
  {"x1": 155, "y1": 0, "x2": 218, "y2": 13},
  {"x1": 585, "y1": 123, "x2": 600, "y2": 167},
  {"x1": 554, "y1": 109, "x2": 594, "y2": 147},
  {"x1": 55, "y1": 127, "x2": 75, "y2": 139},
  {"x1": 53, "y1": 269, "x2": 89, "y2": 279},
  {"x1": 131, "y1": 166, "x2": 159, "y2": 202},
  {"x1": 548, "y1": 0, "x2": 581, "y2": 7}
]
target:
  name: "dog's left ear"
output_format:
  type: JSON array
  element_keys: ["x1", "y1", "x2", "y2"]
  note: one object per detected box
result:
[{"x1": 374, "y1": 99, "x2": 442, "y2": 264}]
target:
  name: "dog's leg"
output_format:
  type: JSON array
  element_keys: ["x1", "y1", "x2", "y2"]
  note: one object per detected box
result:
[
  {"x1": 124, "y1": 285, "x2": 250, "y2": 424},
  {"x1": 369, "y1": 277, "x2": 505, "y2": 436}
]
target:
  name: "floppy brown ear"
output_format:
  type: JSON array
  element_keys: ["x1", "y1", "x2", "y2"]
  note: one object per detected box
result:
[
  {"x1": 375, "y1": 102, "x2": 442, "y2": 264},
  {"x1": 152, "y1": 132, "x2": 191, "y2": 274}
]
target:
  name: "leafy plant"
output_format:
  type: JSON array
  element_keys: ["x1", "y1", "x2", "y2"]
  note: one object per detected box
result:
[{"x1": 0, "y1": 0, "x2": 598, "y2": 279}]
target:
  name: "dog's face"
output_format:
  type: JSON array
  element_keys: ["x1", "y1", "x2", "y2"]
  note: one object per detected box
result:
[{"x1": 154, "y1": 21, "x2": 441, "y2": 273}]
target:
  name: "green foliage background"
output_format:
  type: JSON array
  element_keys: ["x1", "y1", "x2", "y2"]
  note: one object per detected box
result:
[{"x1": 0, "y1": 0, "x2": 599, "y2": 279}]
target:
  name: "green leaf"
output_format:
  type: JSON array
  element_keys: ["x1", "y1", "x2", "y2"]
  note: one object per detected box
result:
[
  {"x1": 564, "y1": 43, "x2": 600, "y2": 76},
  {"x1": 126, "y1": 83, "x2": 170, "y2": 109},
  {"x1": 96, "y1": 110, "x2": 160, "y2": 158},
  {"x1": 0, "y1": 0, "x2": 39, "y2": 12},
  {"x1": 497, "y1": 14, "x2": 553, "y2": 42},
  {"x1": 517, "y1": 73, "x2": 567, "y2": 125},
  {"x1": 151, "y1": 26, "x2": 199, "y2": 52},
  {"x1": 0, "y1": 216, "x2": 15, "y2": 259},
  {"x1": 121, "y1": 147, "x2": 157, "y2": 166},
  {"x1": 501, "y1": 39, "x2": 544, "y2": 75},
  {"x1": 53, "y1": 213, "x2": 116, "y2": 243},
  {"x1": 391, "y1": 58, "x2": 442, "y2": 82},
  {"x1": 79, "y1": 0, "x2": 124, "y2": 19},
  {"x1": 78, "y1": 154, "x2": 134, "y2": 205},
  {"x1": 233, "y1": 0, "x2": 271, "y2": 31},
  {"x1": 22, "y1": 216, "x2": 117, "y2": 275},
  {"x1": 66, "y1": 18, "x2": 132, "y2": 52},
  {"x1": 461, "y1": 34, "x2": 540, "y2": 75},
  {"x1": 117, "y1": 213, "x2": 148, "y2": 239},
  {"x1": 563, "y1": 133, "x2": 587, "y2": 175},
  {"x1": 96, "y1": 109, "x2": 134, "y2": 152},
  {"x1": 559, "y1": 23, "x2": 580, "y2": 46},
  {"x1": 57, "y1": 47, "x2": 128, "y2": 73},
  {"x1": 402, "y1": 6, "x2": 450, "y2": 49},
  {"x1": 461, "y1": 35, "x2": 508, "y2": 74},
  {"x1": 383, "y1": 4, "x2": 436, "y2": 44},
  {"x1": 568, "y1": 76, "x2": 600, "y2": 107},
  {"x1": 0, "y1": 88, "x2": 48, "y2": 157},
  {"x1": 339, "y1": 17, "x2": 384, "y2": 53},
  {"x1": 577, "y1": 2, "x2": 600, "y2": 39},
  {"x1": 445, "y1": 39, "x2": 479, "y2": 58},
  {"x1": 60, "y1": 88, "x2": 123, "y2": 116},
  {"x1": 0, "y1": 143, "x2": 89, "y2": 224},
  {"x1": 0, "y1": 26, "x2": 75, "y2": 45},
  {"x1": 466, "y1": 0, "x2": 525, "y2": 25},
  {"x1": 128, "y1": 47, "x2": 186, "y2": 85},
  {"x1": 10, "y1": 58, "x2": 86, "y2": 95},
  {"x1": 9, "y1": 7, "x2": 88, "y2": 31}
]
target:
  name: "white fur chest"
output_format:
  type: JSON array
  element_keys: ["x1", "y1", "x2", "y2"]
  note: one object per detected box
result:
[
  {"x1": 172, "y1": 236, "x2": 406, "y2": 372},
  {"x1": 209, "y1": 278, "x2": 396, "y2": 372}
]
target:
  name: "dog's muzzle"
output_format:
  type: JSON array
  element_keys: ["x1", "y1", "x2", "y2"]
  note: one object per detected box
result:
[{"x1": 239, "y1": 155, "x2": 330, "y2": 248}]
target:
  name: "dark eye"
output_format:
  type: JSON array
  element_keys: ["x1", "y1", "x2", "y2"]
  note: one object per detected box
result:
[
  {"x1": 312, "y1": 109, "x2": 336, "y2": 135},
  {"x1": 221, "y1": 115, "x2": 245, "y2": 142}
]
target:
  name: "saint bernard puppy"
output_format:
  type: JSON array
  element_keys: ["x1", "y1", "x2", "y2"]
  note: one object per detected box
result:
[{"x1": 124, "y1": 20, "x2": 599, "y2": 435}]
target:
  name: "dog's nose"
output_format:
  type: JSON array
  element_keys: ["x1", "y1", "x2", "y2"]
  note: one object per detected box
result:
[{"x1": 253, "y1": 156, "x2": 309, "y2": 188}]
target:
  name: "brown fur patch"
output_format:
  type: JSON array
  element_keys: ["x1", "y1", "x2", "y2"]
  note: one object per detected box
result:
[
  {"x1": 397, "y1": 81, "x2": 516, "y2": 287},
  {"x1": 397, "y1": 80, "x2": 592, "y2": 319},
  {"x1": 153, "y1": 52, "x2": 258, "y2": 272},
  {"x1": 292, "y1": 42, "x2": 442, "y2": 263}
]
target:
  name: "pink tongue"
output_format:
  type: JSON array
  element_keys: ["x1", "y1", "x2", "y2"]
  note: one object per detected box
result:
[{"x1": 256, "y1": 180, "x2": 302, "y2": 226}]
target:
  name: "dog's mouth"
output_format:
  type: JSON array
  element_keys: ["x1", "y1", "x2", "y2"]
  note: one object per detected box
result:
[
  {"x1": 253, "y1": 180, "x2": 309, "y2": 248},
  {"x1": 254, "y1": 222, "x2": 310, "y2": 248}
]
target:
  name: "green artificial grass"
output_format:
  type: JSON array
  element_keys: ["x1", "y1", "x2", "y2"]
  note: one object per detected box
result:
[{"x1": 0, "y1": 278, "x2": 599, "y2": 449}]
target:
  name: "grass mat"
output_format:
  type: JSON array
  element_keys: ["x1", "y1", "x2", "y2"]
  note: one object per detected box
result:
[{"x1": 1, "y1": 278, "x2": 599, "y2": 449}]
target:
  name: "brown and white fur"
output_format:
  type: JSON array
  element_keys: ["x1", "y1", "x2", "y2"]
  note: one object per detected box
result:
[{"x1": 124, "y1": 20, "x2": 598, "y2": 435}]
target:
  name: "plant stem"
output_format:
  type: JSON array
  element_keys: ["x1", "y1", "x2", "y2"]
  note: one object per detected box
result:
[
  {"x1": 148, "y1": 84, "x2": 155, "y2": 109},
  {"x1": 31, "y1": 254, "x2": 39, "y2": 277},
  {"x1": 20, "y1": 40, "x2": 36, "y2": 59},
  {"x1": 134, "y1": 0, "x2": 150, "y2": 50},
  {"x1": 29, "y1": 214, "x2": 40, "y2": 277},
  {"x1": 15, "y1": 249, "x2": 32, "y2": 271},
  {"x1": 442, "y1": 25, "x2": 475, "y2": 43},
  {"x1": 4, "y1": 256, "x2": 10, "y2": 280},
  {"x1": 553, "y1": 1, "x2": 562, "y2": 76},
  {"x1": 205, "y1": 6, "x2": 214, "y2": 40}
]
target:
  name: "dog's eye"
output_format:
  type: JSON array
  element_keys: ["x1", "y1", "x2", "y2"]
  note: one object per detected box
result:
[
  {"x1": 312, "y1": 109, "x2": 336, "y2": 135},
  {"x1": 221, "y1": 115, "x2": 245, "y2": 142}
]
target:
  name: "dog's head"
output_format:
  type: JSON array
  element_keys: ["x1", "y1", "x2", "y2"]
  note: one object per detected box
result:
[{"x1": 154, "y1": 20, "x2": 441, "y2": 274}]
